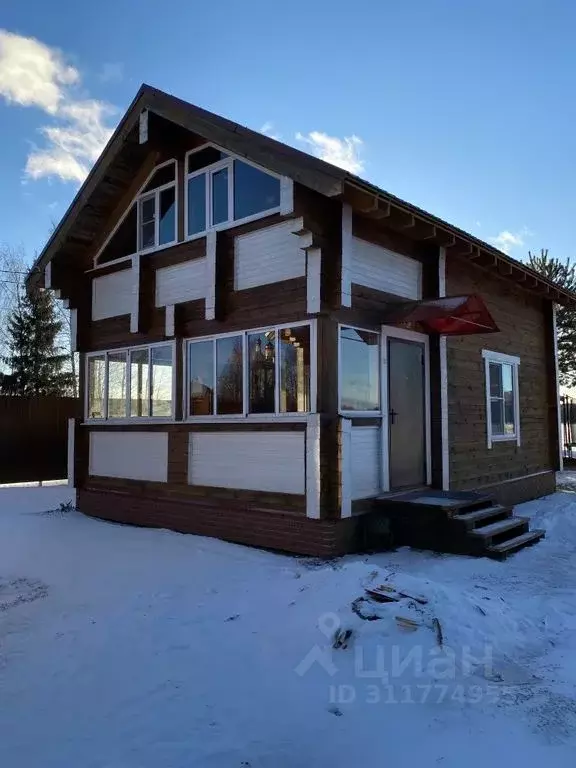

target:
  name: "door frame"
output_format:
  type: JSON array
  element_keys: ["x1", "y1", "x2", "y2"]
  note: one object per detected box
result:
[{"x1": 381, "y1": 325, "x2": 432, "y2": 492}]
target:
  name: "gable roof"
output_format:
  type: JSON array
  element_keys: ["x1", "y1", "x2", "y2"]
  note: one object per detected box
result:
[{"x1": 26, "y1": 84, "x2": 576, "y2": 308}]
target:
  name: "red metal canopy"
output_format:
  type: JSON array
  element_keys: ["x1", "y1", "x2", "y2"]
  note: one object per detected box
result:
[{"x1": 383, "y1": 294, "x2": 499, "y2": 335}]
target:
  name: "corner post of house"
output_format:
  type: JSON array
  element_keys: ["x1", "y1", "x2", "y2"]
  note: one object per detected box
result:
[
  {"x1": 422, "y1": 243, "x2": 449, "y2": 490},
  {"x1": 549, "y1": 300, "x2": 563, "y2": 471},
  {"x1": 340, "y1": 417, "x2": 352, "y2": 518},
  {"x1": 438, "y1": 247, "x2": 449, "y2": 490},
  {"x1": 315, "y1": 315, "x2": 340, "y2": 519},
  {"x1": 67, "y1": 417, "x2": 76, "y2": 489},
  {"x1": 306, "y1": 414, "x2": 321, "y2": 518}
]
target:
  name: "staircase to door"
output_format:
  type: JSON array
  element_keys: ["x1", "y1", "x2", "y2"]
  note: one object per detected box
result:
[{"x1": 370, "y1": 490, "x2": 545, "y2": 560}]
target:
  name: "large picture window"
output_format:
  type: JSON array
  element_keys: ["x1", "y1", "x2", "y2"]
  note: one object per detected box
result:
[
  {"x1": 86, "y1": 343, "x2": 174, "y2": 421},
  {"x1": 186, "y1": 323, "x2": 313, "y2": 418},
  {"x1": 185, "y1": 145, "x2": 281, "y2": 238},
  {"x1": 339, "y1": 326, "x2": 380, "y2": 412},
  {"x1": 482, "y1": 350, "x2": 520, "y2": 447}
]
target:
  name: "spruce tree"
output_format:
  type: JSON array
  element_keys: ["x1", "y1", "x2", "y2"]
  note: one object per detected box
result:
[
  {"x1": 528, "y1": 249, "x2": 576, "y2": 386},
  {"x1": 2, "y1": 288, "x2": 75, "y2": 396}
]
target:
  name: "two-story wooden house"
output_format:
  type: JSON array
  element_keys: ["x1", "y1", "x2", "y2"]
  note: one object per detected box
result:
[{"x1": 27, "y1": 85, "x2": 576, "y2": 558}]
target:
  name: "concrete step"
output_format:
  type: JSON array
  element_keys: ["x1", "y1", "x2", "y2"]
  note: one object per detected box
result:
[
  {"x1": 453, "y1": 505, "x2": 512, "y2": 529},
  {"x1": 487, "y1": 529, "x2": 546, "y2": 560},
  {"x1": 469, "y1": 516, "x2": 529, "y2": 543}
]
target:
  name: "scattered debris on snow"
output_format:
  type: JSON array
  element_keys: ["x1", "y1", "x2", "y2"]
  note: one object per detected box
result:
[{"x1": 1, "y1": 484, "x2": 576, "y2": 766}]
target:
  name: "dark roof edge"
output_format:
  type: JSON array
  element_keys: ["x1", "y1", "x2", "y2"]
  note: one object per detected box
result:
[
  {"x1": 344, "y1": 177, "x2": 576, "y2": 307},
  {"x1": 27, "y1": 84, "x2": 576, "y2": 308},
  {"x1": 26, "y1": 85, "x2": 149, "y2": 290}
]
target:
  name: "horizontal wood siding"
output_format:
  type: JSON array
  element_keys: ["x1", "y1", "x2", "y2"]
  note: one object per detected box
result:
[
  {"x1": 446, "y1": 257, "x2": 553, "y2": 489},
  {"x1": 351, "y1": 237, "x2": 422, "y2": 299},
  {"x1": 83, "y1": 215, "x2": 307, "y2": 351},
  {"x1": 155, "y1": 258, "x2": 207, "y2": 306},
  {"x1": 89, "y1": 431, "x2": 169, "y2": 482},
  {"x1": 351, "y1": 425, "x2": 381, "y2": 499},
  {"x1": 234, "y1": 218, "x2": 305, "y2": 290},
  {"x1": 92, "y1": 268, "x2": 134, "y2": 320},
  {"x1": 189, "y1": 430, "x2": 305, "y2": 494}
]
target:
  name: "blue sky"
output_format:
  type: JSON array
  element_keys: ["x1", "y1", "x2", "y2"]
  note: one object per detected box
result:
[{"x1": 1, "y1": 0, "x2": 576, "y2": 264}]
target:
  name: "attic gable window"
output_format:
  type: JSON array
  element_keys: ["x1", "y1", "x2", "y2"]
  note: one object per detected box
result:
[
  {"x1": 137, "y1": 160, "x2": 177, "y2": 252},
  {"x1": 185, "y1": 144, "x2": 281, "y2": 238}
]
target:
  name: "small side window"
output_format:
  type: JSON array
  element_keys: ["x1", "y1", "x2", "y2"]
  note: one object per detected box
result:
[{"x1": 483, "y1": 351, "x2": 520, "y2": 447}]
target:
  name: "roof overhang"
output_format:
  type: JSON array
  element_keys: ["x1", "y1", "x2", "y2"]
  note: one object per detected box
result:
[
  {"x1": 382, "y1": 295, "x2": 499, "y2": 336},
  {"x1": 26, "y1": 84, "x2": 576, "y2": 309},
  {"x1": 342, "y1": 179, "x2": 576, "y2": 308}
]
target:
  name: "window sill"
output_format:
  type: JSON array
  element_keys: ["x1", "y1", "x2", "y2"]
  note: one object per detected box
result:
[
  {"x1": 185, "y1": 206, "x2": 282, "y2": 243},
  {"x1": 83, "y1": 418, "x2": 176, "y2": 426},
  {"x1": 92, "y1": 240, "x2": 179, "y2": 270},
  {"x1": 184, "y1": 413, "x2": 312, "y2": 424},
  {"x1": 488, "y1": 434, "x2": 520, "y2": 449}
]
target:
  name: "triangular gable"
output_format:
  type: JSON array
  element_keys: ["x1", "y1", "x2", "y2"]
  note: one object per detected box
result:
[
  {"x1": 27, "y1": 84, "x2": 346, "y2": 289},
  {"x1": 26, "y1": 84, "x2": 576, "y2": 308}
]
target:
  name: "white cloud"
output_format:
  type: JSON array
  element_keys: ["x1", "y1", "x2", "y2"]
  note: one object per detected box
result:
[
  {"x1": 489, "y1": 228, "x2": 532, "y2": 255},
  {"x1": 296, "y1": 130, "x2": 364, "y2": 174},
  {"x1": 0, "y1": 29, "x2": 116, "y2": 184},
  {"x1": 0, "y1": 30, "x2": 78, "y2": 113}
]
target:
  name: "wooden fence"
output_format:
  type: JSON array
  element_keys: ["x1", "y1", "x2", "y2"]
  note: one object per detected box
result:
[{"x1": 0, "y1": 396, "x2": 80, "y2": 484}]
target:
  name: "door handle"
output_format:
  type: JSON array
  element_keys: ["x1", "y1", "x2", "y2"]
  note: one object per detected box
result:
[{"x1": 389, "y1": 409, "x2": 398, "y2": 425}]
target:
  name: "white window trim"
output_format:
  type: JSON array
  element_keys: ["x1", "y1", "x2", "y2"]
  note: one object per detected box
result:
[
  {"x1": 183, "y1": 320, "x2": 316, "y2": 420},
  {"x1": 338, "y1": 323, "x2": 382, "y2": 417},
  {"x1": 482, "y1": 349, "x2": 521, "y2": 448},
  {"x1": 184, "y1": 143, "x2": 283, "y2": 241},
  {"x1": 94, "y1": 159, "x2": 178, "y2": 266},
  {"x1": 85, "y1": 340, "x2": 177, "y2": 424},
  {"x1": 137, "y1": 178, "x2": 178, "y2": 254}
]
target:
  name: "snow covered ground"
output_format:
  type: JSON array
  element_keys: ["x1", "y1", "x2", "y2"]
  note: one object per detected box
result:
[{"x1": 1, "y1": 485, "x2": 576, "y2": 767}]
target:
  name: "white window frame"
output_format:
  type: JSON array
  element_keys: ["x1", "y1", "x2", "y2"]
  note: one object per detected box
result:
[
  {"x1": 482, "y1": 349, "x2": 521, "y2": 448},
  {"x1": 94, "y1": 159, "x2": 178, "y2": 266},
  {"x1": 338, "y1": 323, "x2": 382, "y2": 417},
  {"x1": 137, "y1": 181, "x2": 178, "y2": 253},
  {"x1": 184, "y1": 320, "x2": 316, "y2": 421},
  {"x1": 184, "y1": 143, "x2": 282, "y2": 241},
  {"x1": 84, "y1": 340, "x2": 177, "y2": 423}
]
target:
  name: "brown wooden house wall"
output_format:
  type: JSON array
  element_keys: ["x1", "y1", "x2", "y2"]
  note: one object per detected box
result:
[
  {"x1": 446, "y1": 256, "x2": 557, "y2": 496},
  {"x1": 54, "y1": 125, "x2": 561, "y2": 554}
]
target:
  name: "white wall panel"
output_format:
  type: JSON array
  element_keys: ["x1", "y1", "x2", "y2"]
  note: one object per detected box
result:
[
  {"x1": 89, "y1": 431, "x2": 168, "y2": 482},
  {"x1": 92, "y1": 268, "x2": 134, "y2": 321},
  {"x1": 234, "y1": 219, "x2": 306, "y2": 290},
  {"x1": 155, "y1": 258, "x2": 207, "y2": 307},
  {"x1": 189, "y1": 431, "x2": 305, "y2": 494},
  {"x1": 351, "y1": 237, "x2": 422, "y2": 300},
  {"x1": 351, "y1": 425, "x2": 381, "y2": 499}
]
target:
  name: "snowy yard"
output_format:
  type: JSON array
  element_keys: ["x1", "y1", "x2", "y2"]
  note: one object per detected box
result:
[{"x1": 1, "y1": 485, "x2": 576, "y2": 767}]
